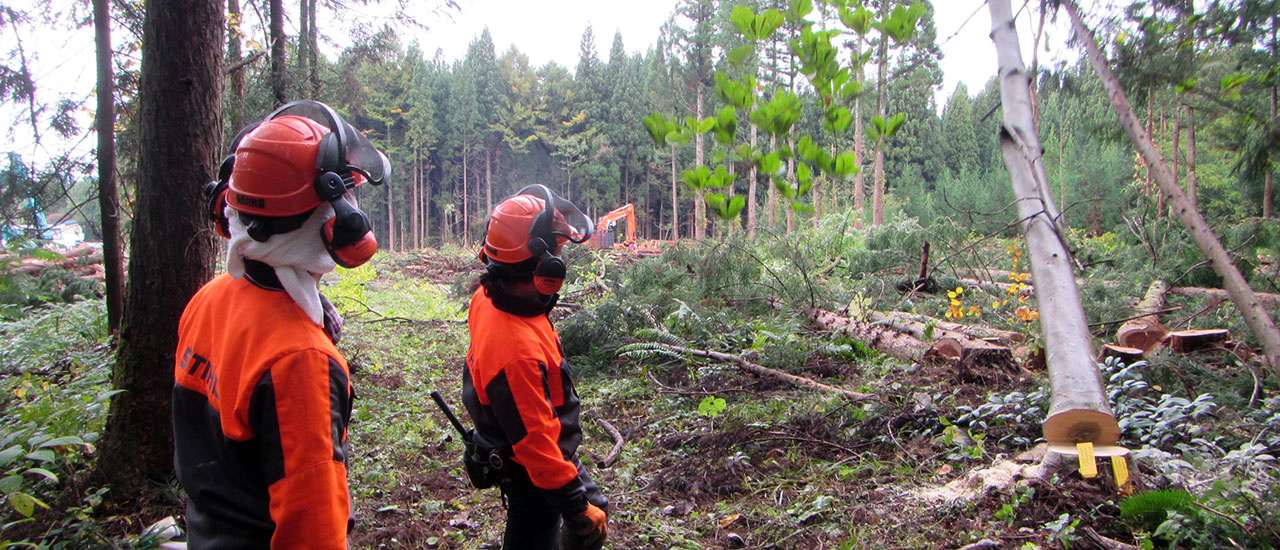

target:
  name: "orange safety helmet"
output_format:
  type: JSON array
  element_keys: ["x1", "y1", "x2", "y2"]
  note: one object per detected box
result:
[
  {"x1": 203, "y1": 100, "x2": 391, "y2": 268},
  {"x1": 480, "y1": 185, "x2": 592, "y2": 295},
  {"x1": 227, "y1": 114, "x2": 332, "y2": 217}
]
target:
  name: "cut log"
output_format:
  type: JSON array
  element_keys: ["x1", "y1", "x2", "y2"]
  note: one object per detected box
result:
[
  {"x1": 809, "y1": 308, "x2": 928, "y2": 363},
  {"x1": 813, "y1": 309, "x2": 1015, "y2": 371},
  {"x1": 1115, "y1": 280, "x2": 1170, "y2": 352},
  {"x1": 1166, "y1": 329, "x2": 1229, "y2": 353},
  {"x1": 874, "y1": 311, "x2": 1027, "y2": 345},
  {"x1": 1169, "y1": 286, "x2": 1280, "y2": 309},
  {"x1": 1099, "y1": 344, "x2": 1145, "y2": 365},
  {"x1": 922, "y1": 336, "x2": 1016, "y2": 371}
]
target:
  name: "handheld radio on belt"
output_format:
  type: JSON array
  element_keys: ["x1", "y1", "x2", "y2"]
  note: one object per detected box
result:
[{"x1": 430, "y1": 390, "x2": 507, "y2": 488}]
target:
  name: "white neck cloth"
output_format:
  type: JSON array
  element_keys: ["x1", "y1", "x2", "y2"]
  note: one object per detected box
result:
[{"x1": 225, "y1": 204, "x2": 337, "y2": 326}]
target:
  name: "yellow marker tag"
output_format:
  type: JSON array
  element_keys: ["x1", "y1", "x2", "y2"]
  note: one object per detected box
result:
[
  {"x1": 1076, "y1": 442, "x2": 1097, "y2": 478},
  {"x1": 1111, "y1": 455, "x2": 1130, "y2": 489}
]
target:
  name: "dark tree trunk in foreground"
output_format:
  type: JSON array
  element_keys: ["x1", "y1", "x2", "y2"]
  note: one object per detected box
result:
[
  {"x1": 93, "y1": 0, "x2": 123, "y2": 333},
  {"x1": 1065, "y1": 0, "x2": 1280, "y2": 381},
  {"x1": 990, "y1": 0, "x2": 1120, "y2": 449},
  {"x1": 95, "y1": 0, "x2": 221, "y2": 501}
]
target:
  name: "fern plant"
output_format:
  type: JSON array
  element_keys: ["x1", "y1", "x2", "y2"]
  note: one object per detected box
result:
[{"x1": 1118, "y1": 489, "x2": 1198, "y2": 532}]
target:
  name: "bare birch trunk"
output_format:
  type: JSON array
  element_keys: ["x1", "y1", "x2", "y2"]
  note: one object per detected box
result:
[
  {"x1": 1065, "y1": 0, "x2": 1280, "y2": 380},
  {"x1": 990, "y1": 0, "x2": 1120, "y2": 448}
]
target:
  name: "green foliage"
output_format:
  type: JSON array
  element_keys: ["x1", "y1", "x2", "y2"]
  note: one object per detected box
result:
[
  {"x1": 0, "y1": 301, "x2": 149, "y2": 547},
  {"x1": 696, "y1": 396, "x2": 726, "y2": 418},
  {"x1": 1119, "y1": 489, "x2": 1199, "y2": 531}
]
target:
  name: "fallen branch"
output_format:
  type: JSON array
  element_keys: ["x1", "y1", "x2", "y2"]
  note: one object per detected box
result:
[
  {"x1": 656, "y1": 343, "x2": 872, "y2": 402},
  {"x1": 596, "y1": 419, "x2": 624, "y2": 468},
  {"x1": 1081, "y1": 527, "x2": 1139, "y2": 550}
]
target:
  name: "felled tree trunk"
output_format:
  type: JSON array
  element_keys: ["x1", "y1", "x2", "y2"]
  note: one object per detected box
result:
[
  {"x1": 1115, "y1": 280, "x2": 1170, "y2": 352},
  {"x1": 811, "y1": 309, "x2": 1013, "y2": 370},
  {"x1": 990, "y1": 0, "x2": 1120, "y2": 448},
  {"x1": 809, "y1": 308, "x2": 925, "y2": 363},
  {"x1": 1066, "y1": 0, "x2": 1280, "y2": 381},
  {"x1": 1170, "y1": 286, "x2": 1280, "y2": 308},
  {"x1": 873, "y1": 311, "x2": 1027, "y2": 346}
]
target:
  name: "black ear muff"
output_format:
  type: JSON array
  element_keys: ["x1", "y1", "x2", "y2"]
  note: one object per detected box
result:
[
  {"x1": 322, "y1": 195, "x2": 377, "y2": 268},
  {"x1": 527, "y1": 235, "x2": 567, "y2": 295},
  {"x1": 203, "y1": 155, "x2": 235, "y2": 239}
]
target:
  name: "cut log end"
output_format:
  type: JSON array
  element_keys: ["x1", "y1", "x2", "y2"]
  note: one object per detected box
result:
[
  {"x1": 1044, "y1": 409, "x2": 1121, "y2": 448},
  {"x1": 1116, "y1": 320, "x2": 1170, "y2": 352},
  {"x1": 1166, "y1": 329, "x2": 1230, "y2": 353},
  {"x1": 1099, "y1": 344, "x2": 1145, "y2": 365}
]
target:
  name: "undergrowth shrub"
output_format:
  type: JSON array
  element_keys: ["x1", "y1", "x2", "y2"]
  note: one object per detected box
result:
[{"x1": 0, "y1": 300, "x2": 145, "y2": 548}]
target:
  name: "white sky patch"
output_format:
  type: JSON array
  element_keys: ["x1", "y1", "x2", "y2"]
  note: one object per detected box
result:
[{"x1": 2, "y1": 0, "x2": 1091, "y2": 164}]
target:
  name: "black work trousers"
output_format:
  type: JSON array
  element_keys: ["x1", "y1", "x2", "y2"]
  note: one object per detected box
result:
[{"x1": 498, "y1": 462, "x2": 606, "y2": 550}]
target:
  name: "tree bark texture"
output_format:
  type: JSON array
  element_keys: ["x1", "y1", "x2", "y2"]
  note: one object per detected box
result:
[
  {"x1": 1066, "y1": 0, "x2": 1280, "y2": 381},
  {"x1": 95, "y1": 0, "x2": 221, "y2": 499},
  {"x1": 872, "y1": 0, "x2": 888, "y2": 227},
  {"x1": 875, "y1": 310, "x2": 1027, "y2": 345},
  {"x1": 809, "y1": 308, "x2": 925, "y2": 363},
  {"x1": 94, "y1": 0, "x2": 124, "y2": 334},
  {"x1": 990, "y1": 0, "x2": 1120, "y2": 448}
]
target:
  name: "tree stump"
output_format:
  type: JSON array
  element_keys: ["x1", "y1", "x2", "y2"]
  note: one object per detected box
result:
[{"x1": 1167, "y1": 329, "x2": 1229, "y2": 353}]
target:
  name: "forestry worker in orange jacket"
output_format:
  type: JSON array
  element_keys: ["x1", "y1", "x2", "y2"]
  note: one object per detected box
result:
[
  {"x1": 173, "y1": 100, "x2": 389, "y2": 550},
  {"x1": 464, "y1": 184, "x2": 609, "y2": 549}
]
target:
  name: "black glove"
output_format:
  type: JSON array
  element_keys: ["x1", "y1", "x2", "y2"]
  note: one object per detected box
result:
[{"x1": 561, "y1": 502, "x2": 607, "y2": 550}]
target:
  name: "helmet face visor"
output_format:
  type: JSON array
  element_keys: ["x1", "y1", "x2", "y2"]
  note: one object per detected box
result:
[
  {"x1": 514, "y1": 184, "x2": 592, "y2": 245},
  {"x1": 263, "y1": 101, "x2": 391, "y2": 186}
]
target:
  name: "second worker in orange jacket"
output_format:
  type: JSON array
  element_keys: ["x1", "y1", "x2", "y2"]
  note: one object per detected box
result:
[{"x1": 463, "y1": 185, "x2": 609, "y2": 550}]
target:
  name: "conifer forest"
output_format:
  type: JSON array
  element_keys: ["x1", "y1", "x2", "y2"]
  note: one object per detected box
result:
[{"x1": 2, "y1": 0, "x2": 1280, "y2": 548}]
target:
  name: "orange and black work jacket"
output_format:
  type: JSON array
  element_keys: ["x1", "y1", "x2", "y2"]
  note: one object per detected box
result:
[
  {"x1": 462, "y1": 284, "x2": 590, "y2": 512},
  {"x1": 173, "y1": 260, "x2": 354, "y2": 550}
]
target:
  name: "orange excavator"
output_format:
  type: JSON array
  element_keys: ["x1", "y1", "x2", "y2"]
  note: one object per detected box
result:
[
  {"x1": 590, "y1": 204, "x2": 636, "y2": 250},
  {"x1": 590, "y1": 204, "x2": 667, "y2": 255}
]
